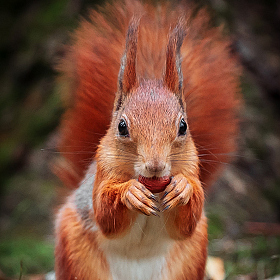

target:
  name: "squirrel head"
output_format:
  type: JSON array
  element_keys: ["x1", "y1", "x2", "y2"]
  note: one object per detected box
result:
[{"x1": 98, "y1": 19, "x2": 199, "y2": 180}]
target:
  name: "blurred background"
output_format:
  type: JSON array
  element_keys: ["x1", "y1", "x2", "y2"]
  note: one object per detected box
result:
[{"x1": 0, "y1": 0, "x2": 279, "y2": 279}]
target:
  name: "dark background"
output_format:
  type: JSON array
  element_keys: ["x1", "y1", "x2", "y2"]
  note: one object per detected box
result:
[{"x1": 0, "y1": 0, "x2": 279, "y2": 279}]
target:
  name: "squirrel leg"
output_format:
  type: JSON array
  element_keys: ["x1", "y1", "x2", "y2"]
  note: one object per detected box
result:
[
  {"x1": 93, "y1": 178, "x2": 160, "y2": 237},
  {"x1": 162, "y1": 174, "x2": 205, "y2": 239}
]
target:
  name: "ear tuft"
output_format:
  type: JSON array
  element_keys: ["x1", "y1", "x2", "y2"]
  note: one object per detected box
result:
[
  {"x1": 164, "y1": 20, "x2": 186, "y2": 96},
  {"x1": 114, "y1": 18, "x2": 140, "y2": 111},
  {"x1": 118, "y1": 18, "x2": 140, "y2": 94}
]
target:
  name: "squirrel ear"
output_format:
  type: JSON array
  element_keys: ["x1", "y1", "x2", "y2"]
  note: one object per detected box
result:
[
  {"x1": 164, "y1": 21, "x2": 186, "y2": 97},
  {"x1": 117, "y1": 18, "x2": 139, "y2": 96}
]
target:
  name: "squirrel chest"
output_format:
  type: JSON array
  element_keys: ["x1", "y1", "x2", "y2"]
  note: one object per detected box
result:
[
  {"x1": 56, "y1": 164, "x2": 207, "y2": 280},
  {"x1": 77, "y1": 166, "x2": 171, "y2": 280}
]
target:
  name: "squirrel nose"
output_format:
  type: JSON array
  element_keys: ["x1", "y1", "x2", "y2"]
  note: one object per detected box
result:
[{"x1": 145, "y1": 160, "x2": 166, "y2": 174}]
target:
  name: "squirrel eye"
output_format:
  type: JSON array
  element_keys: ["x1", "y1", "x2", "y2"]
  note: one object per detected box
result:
[
  {"x1": 178, "y1": 118, "x2": 187, "y2": 136},
  {"x1": 118, "y1": 119, "x2": 129, "y2": 137}
]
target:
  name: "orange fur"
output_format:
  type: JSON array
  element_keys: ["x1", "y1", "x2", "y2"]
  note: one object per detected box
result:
[
  {"x1": 55, "y1": 197, "x2": 111, "y2": 279},
  {"x1": 166, "y1": 216, "x2": 208, "y2": 280},
  {"x1": 54, "y1": 0, "x2": 241, "y2": 279},
  {"x1": 56, "y1": 0, "x2": 240, "y2": 189}
]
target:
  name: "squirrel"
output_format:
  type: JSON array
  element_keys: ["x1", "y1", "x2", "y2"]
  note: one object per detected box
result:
[{"x1": 53, "y1": 0, "x2": 241, "y2": 279}]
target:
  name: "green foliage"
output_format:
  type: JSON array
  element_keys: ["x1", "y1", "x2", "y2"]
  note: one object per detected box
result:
[
  {"x1": 208, "y1": 210, "x2": 280, "y2": 279},
  {"x1": 224, "y1": 236, "x2": 280, "y2": 279},
  {"x1": 0, "y1": 237, "x2": 54, "y2": 277},
  {"x1": 207, "y1": 210, "x2": 226, "y2": 240}
]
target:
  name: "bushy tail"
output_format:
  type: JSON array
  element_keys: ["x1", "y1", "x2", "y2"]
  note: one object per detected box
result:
[{"x1": 55, "y1": 0, "x2": 241, "y2": 189}]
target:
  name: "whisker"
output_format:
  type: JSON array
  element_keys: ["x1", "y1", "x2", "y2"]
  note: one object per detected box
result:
[{"x1": 42, "y1": 150, "x2": 96, "y2": 155}]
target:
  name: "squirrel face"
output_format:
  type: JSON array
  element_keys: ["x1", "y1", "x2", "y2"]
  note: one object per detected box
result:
[{"x1": 115, "y1": 80, "x2": 188, "y2": 179}]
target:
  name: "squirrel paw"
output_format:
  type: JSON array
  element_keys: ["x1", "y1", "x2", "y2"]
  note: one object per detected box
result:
[
  {"x1": 161, "y1": 174, "x2": 193, "y2": 211},
  {"x1": 121, "y1": 180, "x2": 160, "y2": 216}
]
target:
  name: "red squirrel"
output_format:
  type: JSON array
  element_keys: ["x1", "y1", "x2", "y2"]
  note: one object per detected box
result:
[{"x1": 54, "y1": 0, "x2": 241, "y2": 279}]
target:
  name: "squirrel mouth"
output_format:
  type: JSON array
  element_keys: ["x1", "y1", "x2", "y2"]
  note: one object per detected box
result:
[{"x1": 138, "y1": 175, "x2": 171, "y2": 193}]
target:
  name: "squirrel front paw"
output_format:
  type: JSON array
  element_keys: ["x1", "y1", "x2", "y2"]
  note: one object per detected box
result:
[
  {"x1": 121, "y1": 180, "x2": 160, "y2": 216},
  {"x1": 161, "y1": 174, "x2": 193, "y2": 211}
]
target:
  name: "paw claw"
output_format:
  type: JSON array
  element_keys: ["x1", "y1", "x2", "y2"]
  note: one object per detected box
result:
[
  {"x1": 150, "y1": 194, "x2": 159, "y2": 202},
  {"x1": 162, "y1": 205, "x2": 170, "y2": 212},
  {"x1": 152, "y1": 205, "x2": 161, "y2": 212},
  {"x1": 160, "y1": 174, "x2": 192, "y2": 211},
  {"x1": 162, "y1": 191, "x2": 169, "y2": 199},
  {"x1": 151, "y1": 211, "x2": 160, "y2": 217}
]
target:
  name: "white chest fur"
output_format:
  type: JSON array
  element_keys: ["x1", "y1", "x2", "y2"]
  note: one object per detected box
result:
[
  {"x1": 101, "y1": 214, "x2": 174, "y2": 280},
  {"x1": 74, "y1": 164, "x2": 174, "y2": 280}
]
